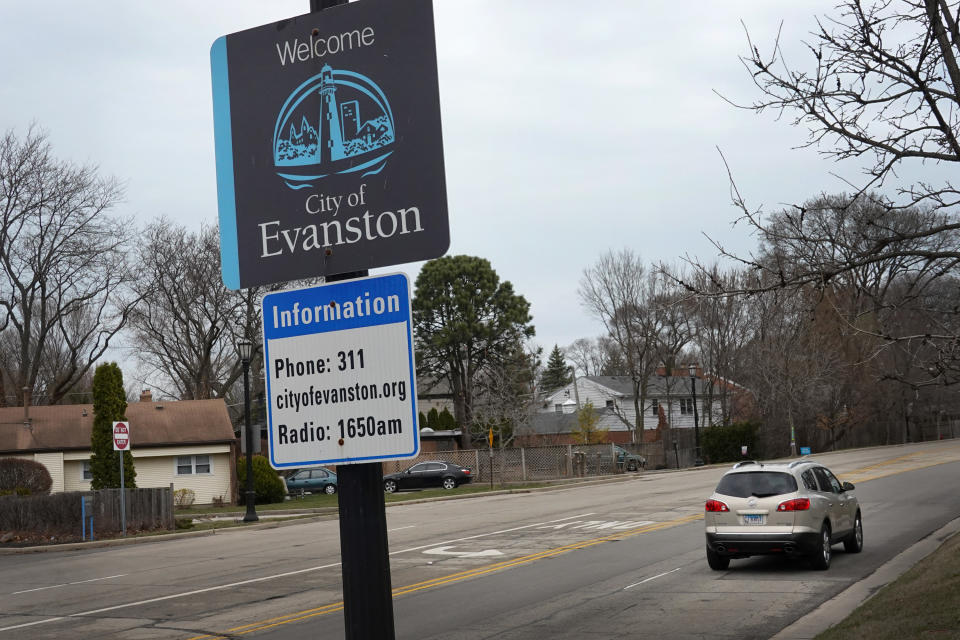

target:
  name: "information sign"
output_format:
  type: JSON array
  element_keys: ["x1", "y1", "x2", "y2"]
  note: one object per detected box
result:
[
  {"x1": 262, "y1": 273, "x2": 418, "y2": 467},
  {"x1": 113, "y1": 421, "x2": 131, "y2": 451},
  {"x1": 211, "y1": 0, "x2": 448, "y2": 289}
]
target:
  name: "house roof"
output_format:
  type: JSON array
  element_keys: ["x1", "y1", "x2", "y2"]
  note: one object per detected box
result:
[
  {"x1": 0, "y1": 399, "x2": 236, "y2": 454},
  {"x1": 526, "y1": 407, "x2": 625, "y2": 435},
  {"x1": 546, "y1": 374, "x2": 747, "y2": 404}
]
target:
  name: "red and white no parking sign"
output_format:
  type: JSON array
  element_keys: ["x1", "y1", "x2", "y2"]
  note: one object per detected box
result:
[{"x1": 113, "y1": 421, "x2": 131, "y2": 451}]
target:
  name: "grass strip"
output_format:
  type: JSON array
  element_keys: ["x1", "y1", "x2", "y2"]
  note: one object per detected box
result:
[{"x1": 816, "y1": 532, "x2": 960, "y2": 639}]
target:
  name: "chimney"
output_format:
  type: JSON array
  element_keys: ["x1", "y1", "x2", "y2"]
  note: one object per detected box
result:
[
  {"x1": 23, "y1": 387, "x2": 31, "y2": 422},
  {"x1": 140, "y1": 389, "x2": 153, "y2": 403}
]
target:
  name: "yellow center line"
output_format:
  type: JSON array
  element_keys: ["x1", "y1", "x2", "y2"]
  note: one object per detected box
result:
[{"x1": 185, "y1": 512, "x2": 704, "y2": 640}]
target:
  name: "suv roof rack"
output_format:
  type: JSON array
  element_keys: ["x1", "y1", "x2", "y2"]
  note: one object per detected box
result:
[{"x1": 733, "y1": 460, "x2": 760, "y2": 469}]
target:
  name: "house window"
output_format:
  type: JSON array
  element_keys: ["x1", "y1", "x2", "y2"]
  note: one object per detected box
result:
[
  {"x1": 680, "y1": 398, "x2": 694, "y2": 415},
  {"x1": 554, "y1": 404, "x2": 563, "y2": 413},
  {"x1": 650, "y1": 398, "x2": 659, "y2": 416},
  {"x1": 605, "y1": 399, "x2": 615, "y2": 409},
  {"x1": 177, "y1": 455, "x2": 212, "y2": 475},
  {"x1": 82, "y1": 460, "x2": 92, "y2": 481}
]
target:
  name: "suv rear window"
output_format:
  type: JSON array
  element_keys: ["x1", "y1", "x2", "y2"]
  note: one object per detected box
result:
[{"x1": 715, "y1": 471, "x2": 798, "y2": 498}]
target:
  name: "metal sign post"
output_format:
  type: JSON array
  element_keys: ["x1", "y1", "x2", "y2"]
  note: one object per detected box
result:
[
  {"x1": 262, "y1": 273, "x2": 418, "y2": 639},
  {"x1": 112, "y1": 421, "x2": 130, "y2": 536}
]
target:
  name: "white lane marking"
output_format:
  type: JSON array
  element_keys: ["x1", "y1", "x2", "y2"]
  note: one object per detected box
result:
[
  {"x1": 0, "y1": 563, "x2": 341, "y2": 632},
  {"x1": 393, "y1": 513, "x2": 596, "y2": 555},
  {"x1": 423, "y1": 546, "x2": 504, "y2": 558},
  {"x1": 0, "y1": 617, "x2": 65, "y2": 632},
  {"x1": 0, "y1": 513, "x2": 596, "y2": 633},
  {"x1": 11, "y1": 584, "x2": 67, "y2": 595},
  {"x1": 10, "y1": 574, "x2": 128, "y2": 595},
  {"x1": 71, "y1": 574, "x2": 128, "y2": 585},
  {"x1": 387, "y1": 525, "x2": 416, "y2": 532},
  {"x1": 623, "y1": 567, "x2": 681, "y2": 590}
]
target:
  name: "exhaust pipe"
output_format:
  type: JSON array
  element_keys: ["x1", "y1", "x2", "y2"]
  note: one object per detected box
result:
[
  {"x1": 784, "y1": 543, "x2": 796, "y2": 555},
  {"x1": 714, "y1": 543, "x2": 726, "y2": 554}
]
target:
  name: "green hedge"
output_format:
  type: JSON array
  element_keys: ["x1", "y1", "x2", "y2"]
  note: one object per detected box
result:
[
  {"x1": 236, "y1": 455, "x2": 285, "y2": 504},
  {"x1": 701, "y1": 422, "x2": 762, "y2": 463}
]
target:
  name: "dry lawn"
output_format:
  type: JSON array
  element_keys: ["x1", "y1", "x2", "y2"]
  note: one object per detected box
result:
[{"x1": 817, "y1": 531, "x2": 960, "y2": 639}]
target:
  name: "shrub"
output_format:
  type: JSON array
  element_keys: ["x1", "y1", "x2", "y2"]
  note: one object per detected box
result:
[
  {"x1": 173, "y1": 488, "x2": 196, "y2": 508},
  {"x1": 236, "y1": 455, "x2": 285, "y2": 504},
  {"x1": 0, "y1": 457, "x2": 53, "y2": 495},
  {"x1": 175, "y1": 518, "x2": 195, "y2": 530},
  {"x1": 701, "y1": 422, "x2": 762, "y2": 463}
]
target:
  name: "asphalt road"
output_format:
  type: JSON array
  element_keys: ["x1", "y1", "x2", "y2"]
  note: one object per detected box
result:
[{"x1": 2, "y1": 440, "x2": 959, "y2": 640}]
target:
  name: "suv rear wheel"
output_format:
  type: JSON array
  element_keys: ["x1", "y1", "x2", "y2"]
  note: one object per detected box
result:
[
  {"x1": 706, "y1": 546, "x2": 730, "y2": 571},
  {"x1": 810, "y1": 524, "x2": 832, "y2": 570}
]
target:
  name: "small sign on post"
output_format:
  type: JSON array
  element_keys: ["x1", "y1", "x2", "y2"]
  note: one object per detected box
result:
[
  {"x1": 112, "y1": 422, "x2": 130, "y2": 451},
  {"x1": 262, "y1": 273, "x2": 419, "y2": 468},
  {"x1": 112, "y1": 421, "x2": 130, "y2": 536}
]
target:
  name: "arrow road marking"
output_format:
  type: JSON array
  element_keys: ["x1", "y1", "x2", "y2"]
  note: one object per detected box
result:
[{"x1": 424, "y1": 546, "x2": 503, "y2": 558}]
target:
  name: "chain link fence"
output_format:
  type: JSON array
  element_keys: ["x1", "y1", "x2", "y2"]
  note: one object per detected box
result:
[{"x1": 382, "y1": 441, "x2": 697, "y2": 483}]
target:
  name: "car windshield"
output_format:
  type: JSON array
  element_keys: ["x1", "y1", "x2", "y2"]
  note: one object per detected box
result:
[{"x1": 715, "y1": 471, "x2": 798, "y2": 498}]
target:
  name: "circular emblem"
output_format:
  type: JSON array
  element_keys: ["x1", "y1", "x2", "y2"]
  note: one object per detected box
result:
[{"x1": 747, "y1": 497, "x2": 758, "y2": 507}]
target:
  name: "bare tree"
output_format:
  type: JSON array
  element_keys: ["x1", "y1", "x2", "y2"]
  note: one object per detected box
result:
[
  {"x1": 578, "y1": 249, "x2": 661, "y2": 440},
  {"x1": 694, "y1": 0, "x2": 960, "y2": 383},
  {"x1": 127, "y1": 219, "x2": 265, "y2": 401},
  {"x1": 0, "y1": 127, "x2": 137, "y2": 406}
]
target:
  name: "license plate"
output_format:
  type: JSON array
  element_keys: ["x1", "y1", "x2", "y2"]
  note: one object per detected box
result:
[{"x1": 743, "y1": 514, "x2": 764, "y2": 525}]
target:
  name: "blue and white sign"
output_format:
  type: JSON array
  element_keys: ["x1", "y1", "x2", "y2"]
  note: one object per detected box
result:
[
  {"x1": 262, "y1": 273, "x2": 419, "y2": 468},
  {"x1": 800, "y1": 446, "x2": 812, "y2": 456}
]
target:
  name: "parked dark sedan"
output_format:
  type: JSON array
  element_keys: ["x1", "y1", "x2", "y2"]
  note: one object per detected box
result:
[
  {"x1": 383, "y1": 461, "x2": 472, "y2": 493},
  {"x1": 284, "y1": 467, "x2": 338, "y2": 495}
]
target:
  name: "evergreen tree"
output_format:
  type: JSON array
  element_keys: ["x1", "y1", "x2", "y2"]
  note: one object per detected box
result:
[
  {"x1": 90, "y1": 362, "x2": 136, "y2": 489},
  {"x1": 426, "y1": 407, "x2": 441, "y2": 430},
  {"x1": 438, "y1": 407, "x2": 457, "y2": 430},
  {"x1": 541, "y1": 345, "x2": 571, "y2": 392}
]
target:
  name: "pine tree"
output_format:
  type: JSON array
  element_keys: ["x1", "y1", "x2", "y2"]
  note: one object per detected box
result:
[
  {"x1": 541, "y1": 345, "x2": 571, "y2": 392},
  {"x1": 90, "y1": 362, "x2": 136, "y2": 489}
]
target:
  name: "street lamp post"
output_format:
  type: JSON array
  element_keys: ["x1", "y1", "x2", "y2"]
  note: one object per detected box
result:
[
  {"x1": 238, "y1": 339, "x2": 258, "y2": 522},
  {"x1": 689, "y1": 363, "x2": 704, "y2": 466}
]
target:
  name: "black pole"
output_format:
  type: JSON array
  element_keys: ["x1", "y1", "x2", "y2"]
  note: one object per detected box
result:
[
  {"x1": 691, "y1": 370, "x2": 703, "y2": 466},
  {"x1": 306, "y1": 1, "x2": 395, "y2": 634},
  {"x1": 243, "y1": 356, "x2": 259, "y2": 522}
]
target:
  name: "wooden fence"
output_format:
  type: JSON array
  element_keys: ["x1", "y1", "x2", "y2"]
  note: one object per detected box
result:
[{"x1": 91, "y1": 486, "x2": 175, "y2": 534}]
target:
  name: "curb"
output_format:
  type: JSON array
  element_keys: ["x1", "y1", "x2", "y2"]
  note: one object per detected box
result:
[
  {"x1": 0, "y1": 528, "x2": 217, "y2": 554},
  {"x1": 770, "y1": 515, "x2": 960, "y2": 639}
]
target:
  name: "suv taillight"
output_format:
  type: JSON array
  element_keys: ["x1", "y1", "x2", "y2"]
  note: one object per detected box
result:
[
  {"x1": 705, "y1": 499, "x2": 729, "y2": 512},
  {"x1": 777, "y1": 498, "x2": 810, "y2": 511},
  {"x1": 463, "y1": 469, "x2": 471, "y2": 475}
]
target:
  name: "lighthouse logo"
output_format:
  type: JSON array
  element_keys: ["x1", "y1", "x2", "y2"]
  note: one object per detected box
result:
[{"x1": 273, "y1": 64, "x2": 395, "y2": 190}]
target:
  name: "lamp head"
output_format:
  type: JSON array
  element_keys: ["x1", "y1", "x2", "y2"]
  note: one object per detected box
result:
[{"x1": 237, "y1": 339, "x2": 254, "y2": 363}]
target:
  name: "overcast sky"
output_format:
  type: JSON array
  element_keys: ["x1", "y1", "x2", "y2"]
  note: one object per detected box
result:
[{"x1": 2, "y1": 0, "x2": 851, "y2": 368}]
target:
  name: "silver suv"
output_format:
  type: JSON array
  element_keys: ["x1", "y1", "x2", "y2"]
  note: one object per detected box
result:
[{"x1": 704, "y1": 459, "x2": 862, "y2": 570}]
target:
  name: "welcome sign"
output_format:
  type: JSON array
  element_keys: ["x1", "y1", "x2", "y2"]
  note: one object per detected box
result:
[{"x1": 211, "y1": 0, "x2": 448, "y2": 289}]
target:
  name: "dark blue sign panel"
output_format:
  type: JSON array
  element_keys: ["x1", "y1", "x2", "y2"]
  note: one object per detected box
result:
[
  {"x1": 262, "y1": 273, "x2": 419, "y2": 468},
  {"x1": 212, "y1": 0, "x2": 448, "y2": 289}
]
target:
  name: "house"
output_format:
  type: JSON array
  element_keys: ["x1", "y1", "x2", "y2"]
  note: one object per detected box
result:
[
  {"x1": 541, "y1": 368, "x2": 748, "y2": 432},
  {"x1": 517, "y1": 406, "x2": 628, "y2": 446},
  {"x1": 0, "y1": 391, "x2": 237, "y2": 504}
]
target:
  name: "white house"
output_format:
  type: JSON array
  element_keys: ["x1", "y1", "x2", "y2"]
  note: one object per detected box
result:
[
  {"x1": 0, "y1": 392, "x2": 237, "y2": 504},
  {"x1": 542, "y1": 369, "x2": 746, "y2": 431}
]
